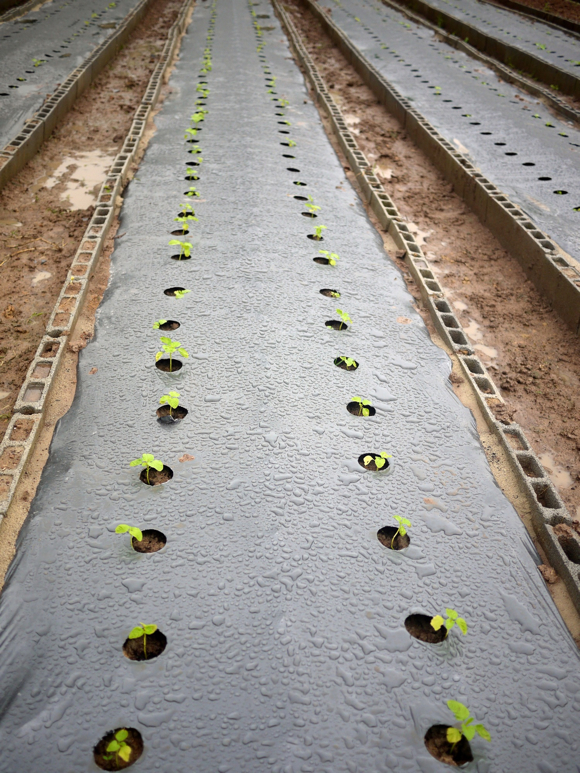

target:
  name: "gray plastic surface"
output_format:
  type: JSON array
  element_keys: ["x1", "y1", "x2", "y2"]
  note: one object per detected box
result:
[
  {"x1": 0, "y1": 0, "x2": 141, "y2": 147},
  {"x1": 0, "y1": 0, "x2": 579, "y2": 770},
  {"x1": 319, "y1": 0, "x2": 580, "y2": 264}
]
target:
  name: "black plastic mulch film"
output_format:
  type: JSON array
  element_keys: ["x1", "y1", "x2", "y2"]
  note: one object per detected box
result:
[{"x1": 0, "y1": 0, "x2": 578, "y2": 771}]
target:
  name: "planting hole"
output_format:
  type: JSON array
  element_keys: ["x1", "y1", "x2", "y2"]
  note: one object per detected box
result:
[
  {"x1": 139, "y1": 465, "x2": 173, "y2": 485},
  {"x1": 554, "y1": 190, "x2": 568, "y2": 195},
  {"x1": 155, "y1": 358, "x2": 183, "y2": 373},
  {"x1": 377, "y1": 525, "x2": 409, "y2": 550},
  {"x1": 164, "y1": 287, "x2": 186, "y2": 297},
  {"x1": 287, "y1": 167, "x2": 300, "y2": 172},
  {"x1": 325, "y1": 320, "x2": 348, "y2": 331},
  {"x1": 283, "y1": 154, "x2": 295, "y2": 158},
  {"x1": 171, "y1": 253, "x2": 191, "y2": 261},
  {"x1": 132, "y1": 528, "x2": 167, "y2": 553},
  {"x1": 314, "y1": 256, "x2": 330, "y2": 265},
  {"x1": 157, "y1": 404, "x2": 188, "y2": 422},
  {"x1": 405, "y1": 614, "x2": 447, "y2": 643},
  {"x1": 123, "y1": 629, "x2": 167, "y2": 661},
  {"x1": 302, "y1": 212, "x2": 317, "y2": 218},
  {"x1": 293, "y1": 181, "x2": 307, "y2": 186},
  {"x1": 93, "y1": 728, "x2": 143, "y2": 771},
  {"x1": 294, "y1": 195, "x2": 308, "y2": 201},
  {"x1": 522, "y1": 162, "x2": 535, "y2": 166},
  {"x1": 358, "y1": 453, "x2": 390, "y2": 471},
  {"x1": 320, "y1": 288, "x2": 340, "y2": 297},
  {"x1": 347, "y1": 401, "x2": 376, "y2": 417},
  {"x1": 538, "y1": 176, "x2": 552, "y2": 181},
  {"x1": 424, "y1": 725, "x2": 473, "y2": 767},
  {"x1": 157, "y1": 320, "x2": 180, "y2": 331},
  {"x1": 334, "y1": 356, "x2": 358, "y2": 371},
  {"x1": 308, "y1": 234, "x2": 324, "y2": 241},
  {"x1": 171, "y1": 228, "x2": 189, "y2": 236}
]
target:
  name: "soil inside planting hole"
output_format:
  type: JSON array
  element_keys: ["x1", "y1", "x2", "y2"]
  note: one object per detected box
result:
[
  {"x1": 157, "y1": 320, "x2": 180, "y2": 331},
  {"x1": 424, "y1": 724, "x2": 473, "y2": 767},
  {"x1": 122, "y1": 628, "x2": 167, "y2": 660},
  {"x1": 334, "y1": 356, "x2": 358, "y2": 371},
  {"x1": 405, "y1": 613, "x2": 447, "y2": 643},
  {"x1": 156, "y1": 404, "x2": 188, "y2": 422},
  {"x1": 170, "y1": 228, "x2": 189, "y2": 236},
  {"x1": 320, "y1": 288, "x2": 340, "y2": 297},
  {"x1": 347, "y1": 401, "x2": 376, "y2": 417},
  {"x1": 377, "y1": 525, "x2": 409, "y2": 550},
  {"x1": 155, "y1": 358, "x2": 183, "y2": 373},
  {"x1": 139, "y1": 465, "x2": 173, "y2": 486},
  {"x1": 326, "y1": 320, "x2": 348, "y2": 331},
  {"x1": 170, "y1": 253, "x2": 192, "y2": 261},
  {"x1": 93, "y1": 727, "x2": 143, "y2": 771},
  {"x1": 132, "y1": 528, "x2": 167, "y2": 553},
  {"x1": 358, "y1": 454, "x2": 390, "y2": 471},
  {"x1": 164, "y1": 287, "x2": 186, "y2": 297},
  {"x1": 307, "y1": 234, "x2": 323, "y2": 241},
  {"x1": 313, "y1": 256, "x2": 331, "y2": 265}
]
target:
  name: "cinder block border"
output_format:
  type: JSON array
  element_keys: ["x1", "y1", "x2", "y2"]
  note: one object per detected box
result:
[
  {"x1": 273, "y1": 0, "x2": 580, "y2": 612},
  {"x1": 0, "y1": 0, "x2": 195, "y2": 519},
  {"x1": 296, "y1": 0, "x2": 580, "y2": 337},
  {"x1": 0, "y1": 0, "x2": 160, "y2": 192}
]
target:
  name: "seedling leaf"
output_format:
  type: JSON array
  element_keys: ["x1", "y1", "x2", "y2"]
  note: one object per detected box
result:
[{"x1": 115, "y1": 524, "x2": 143, "y2": 542}]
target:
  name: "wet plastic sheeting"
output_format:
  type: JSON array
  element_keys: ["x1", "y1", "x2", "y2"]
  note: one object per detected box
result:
[
  {"x1": 0, "y1": 0, "x2": 579, "y2": 770},
  {"x1": 326, "y1": 0, "x2": 580, "y2": 261},
  {"x1": 0, "y1": 0, "x2": 141, "y2": 147}
]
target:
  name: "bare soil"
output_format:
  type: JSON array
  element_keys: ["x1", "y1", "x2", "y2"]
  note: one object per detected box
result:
[
  {"x1": 284, "y1": 0, "x2": 580, "y2": 522},
  {"x1": 490, "y1": 0, "x2": 580, "y2": 24},
  {"x1": 132, "y1": 528, "x2": 167, "y2": 552},
  {"x1": 424, "y1": 725, "x2": 473, "y2": 767},
  {"x1": 404, "y1": 613, "x2": 448, "y2": 643},
  {"x1": 0, "y1": 0, "x2": 184, "y2": 444}
]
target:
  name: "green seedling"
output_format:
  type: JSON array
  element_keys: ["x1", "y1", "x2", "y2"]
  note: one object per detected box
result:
[
  {"x1": 535, "y1": 42, "x2": 546, "y2": 50},
  {"x1": 391, "y1": 514, "x2": 410, "y2": 547},
  {"x1": 351, "y1": 396, "x2": 372, "y2": 416},
  {"x1": 191, "y1": 111, "x2": 205, "y2": 124},
  {"x1": 330, "y1": 291, "x2": 340, "y2": 298},
  {"x1": 306, "y1": 195, "x2": 321, "y2": 214},
  {"x1": 446, "y1": 700, "x2": 491, "y2": 749},
  {"x1": 130, "y1": 454, "x2": 163, "y2": 484},
  {"x1": 185, "y1": 186, "x2": 200, "y2": 197},
  {"x1": 168, "y1": 239, "x2": 192, "y2": 259},
  {"x1": 156, "y1": 337, "x2": 189, "y2": 372},
  {"x1": 186, "y1": 168, "x2": 199, "y2": 180},
  {"x1": 312, "y1": 224, "x2": 327, "y2": 240},
  {"x1": 185, "y1": 127, "x2": 199, "y2": 139},
  {"x1": 128, "y1": 622, "x2": 158, "y2": 660},
  {"x1": 160, "y1": 391, "x2": 180, "y2": 416},
  {"x1": 108, "y1": 2, "x2": 116, "y2": 7},
  {"x1": 363, "y1": 451, "x2": 392, "y2": 470},
  {"x1": 174, "y1": 211, "x2": 197, "y2": 231},
  {"x1": 32, "y1": 58, "x2": 45, "y2": 67},
  {"x1": 288, "y1": 139, "x2": 297, "y2": 147},
  {"x1": 319, "y1": 249, "x2": 340, "y2": 266},
  {"x1": 332, "y1": 308, "x2": 351, "y2": 330},
  {"x1": 336, "y1": 356, "x2": 357, "y2": 369},
  {"x1": 174, "y1": 289, "x2": 190, "y2": 299},
  {"x1": 103, "y1": 729, "x2": 132, "y2": 765},
  {"x1": 279, "y1": 98, "x2": 289, "y2": 107},
  {"x1": 115, "y1": 524, "x2": 143, "y2": 542},
  {"x1": 431, "y1": 608, "x2": 468, "y2": 636},
  {"x1": 152, "y1": 319, "x2": 167, "y2": 330},
  {"x1": 189, "y1": 145, "x2": 203, "y2": 154}
]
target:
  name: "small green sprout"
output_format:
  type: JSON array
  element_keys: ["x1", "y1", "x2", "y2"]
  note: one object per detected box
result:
[
  {"x1": 115, "y1": 524, "x2": 143, "y2": 542},
  {"x1": 363, "y1": 451, "x2": 392, "y2": 470},
  {"x1": 128, "y1": 622, "x2": 158, "y2": 660},
  {"x1": 152, "y1": 319, "x2": 167, "y2": 330},
  {"x1": 108, "y1": 1, "x2": 116, "y2": 7},
  {"x1": 535, "y1": 42, "x2": 546, "y2": 50},
  {"x1": 185, "y1": 128, "x2": 199, "y2": 140},
  {"x1": 319, "y1": 249, "x2": 340, "y2": 266},
  {"x1": 174, "y1": 289, "x2": 191, "y2": 299},
  {"x1": 189, "y1": 145, "x2": 202, "y2": 154},
  {"x1": 391, "y1": 514, "x2": 410, "y2": 547},
  {"x1": 336, "y1": 356, "x2": 357, "y2": 369},
  {"x1": 279, "y1": 98, "x2": 289, "y2": 106},
  {"x1": 351, "y1": 396, "x2": 372, "y2": 416},
  {"x1": 333, "y1": 308, "x2": 351, "y2": 330},
  {"x1": 32, "y1": 58, "x2": 45, "y2": 67},
  {"x1": 288, "y1": 139, "x2": 297, "y2": 147},
  {"x1": 312, "y1": 224, "x2": 327, "y2": 240},
  {"x1": 431, "y1": 609, "x2": 468, "y2": 636},
  {"x1": 306, "y1": 195, "x2": 321, "y2": 214},
  {"x1": 168, "y1": 240, "x2": 192, "y2": 259},
  {"x1": 446, "y1": 700, "x2": 491, "y2": 748},
  {"x1": 191, "y1": 111, "x2": 205, "y2": 124},
  {"x1": 160, "y1": 391, "x2": 180, "y2": 416},
  {"x1": 103, "y1": 729, "x2": 132, "y2": 765},
  {"x1": 156, "y1": 337, "x2": 189, "y2": 372},
  {"x1": 130, "y1": 454, "x2": 163, "y2": 484},
  {"x1": 330, "y1": 291, "x2": 340, "y2": 298},
  {"x1": 185, "y1": 186, "x2": 200, "y2": 197},
  {"x1": 173, "y1": 211, "x2": 197, "y2": 230},
  {"x1": 185, "y1": 168, "x2": 199, "y2": 180}
]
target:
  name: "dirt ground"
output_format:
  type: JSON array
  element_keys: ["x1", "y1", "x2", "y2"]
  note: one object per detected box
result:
[
  {"x1": 491, "y1": 0, "x2": 580, "y2": 24},
  {"x1": 284, "y1": 0, "x2": 580, "y2": 522},
  {"x1": 0, "y1": 0, "x2": 183, "y2": 443}
]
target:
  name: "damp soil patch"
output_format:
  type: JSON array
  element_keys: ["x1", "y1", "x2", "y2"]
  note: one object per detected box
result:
[
  {"x1": 326, "y1": 320, "x2": 348, "y2": 331},
  {"x1": 164, "y1": 287, "x2": 186, "y2": 297},
  {"x1": 320, "y1": 288, "x2": 340, "y2": 297},
  {"x1": 359, "y1": 453, "x2": 389, "y2": 471},
  {"x1": 334, "y1": 356, "x2": 358, "y2": 371},
  {"x1": 347, "y1": 401, "x2": 376, "y2": 417},
  {"x1": 405, "y1": 613, "x2": 447, "y2": 643},
  {"x1": 156, "y1": 404, "x2": 188, "y2": 422},
  {"x1": 132, "y1": 528, "x2": 167, "y2": 553},
  {"x1": 139, "y1": 465, "x2": 173, "y2": 486},
  {"x1": 155, "y1": 358, "x2": 183, "y2": 373},
  {"x1": 122, "y1": 628, "x2": 167, "y2": 661},
  {"x1": 424, "y1": 724, "x2": 473, "y2": 767},
  {"x1": 93, "y1": 728, "x2": 143, "y2": 771},
  {"x1": 157, "y1": 320, "x2": 180, "y2": 331},
  {"x1": 377, "y1": 525, "x2": 409, "y2": 550}
]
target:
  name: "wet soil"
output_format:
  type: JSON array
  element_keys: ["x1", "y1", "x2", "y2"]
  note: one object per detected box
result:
[
  {"x1": 285, "y1": 0, "x2": 580, "y2": 521},
  {"x1": 358, "y1": 454, "x2": 390, "y2": 471},
  {"x1": 139, "y1": 465, "x2": 173, "y2": 485},
  {"x1": 377, "y1": 525, "x2": 410, "y2": 550},
  {"x1": 424, "y1": 725, "x2": 473, "y2": 767},
  {"x1": 0, "y1": 0, "x2": 184, "y2": 445},
  {"x1": 122, "y1": 629, "x2": 167, "y2": 660},
  {"x1": 405, "y1": 613, "x2": 448, "y2": 643},
  {"x1": 156, "y1": 404, "x2": 188, "y2": 420},
  {"x1": 489, "y1": 0, "x2": 580, "y2": 24},
  {"x1": 93, "y1": 727, "x2": 143, "y2": 771},
  {"x1": 334, "y1": 356, "x2": 358, "y2": 371},
  {"x1": 132, "y1": 528, "x2": 167, "y2": 552}
]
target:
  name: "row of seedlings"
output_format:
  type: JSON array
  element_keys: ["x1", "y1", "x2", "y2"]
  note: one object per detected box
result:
[
  {"x1": 250, "y1": 1, "x2": 491, "y2": 766},
  {"x1": 91, "y1": 4, "x2": 218, "y2": 770}
]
